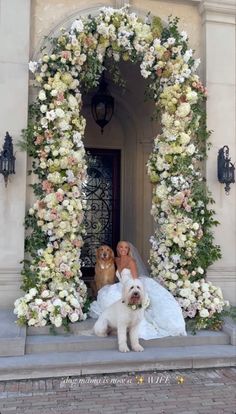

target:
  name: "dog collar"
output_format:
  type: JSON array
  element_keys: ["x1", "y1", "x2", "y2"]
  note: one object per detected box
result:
[{"x1": 122, "y1": 301, "x2": 142, "y2": 310}]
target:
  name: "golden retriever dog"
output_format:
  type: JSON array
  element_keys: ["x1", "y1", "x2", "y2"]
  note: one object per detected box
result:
[{"x1": 94, "y1": 245, "x2": 115, "y2": 294}]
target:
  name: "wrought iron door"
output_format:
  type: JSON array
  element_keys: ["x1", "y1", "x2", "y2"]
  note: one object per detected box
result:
[{"x1": 81, "y1": 148, "x2": 121, "y2": 279}]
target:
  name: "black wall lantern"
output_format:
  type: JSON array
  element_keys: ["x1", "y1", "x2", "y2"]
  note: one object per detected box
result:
[
  {"x1": 217, "y1": 145, "x2": 235, "y2": 195},
  {"x1": 0, "y1": 132, "x2": 16, "y2": 187},
  {"x1": 91, "y1": 72, "x2": 114, "y2": 134}
]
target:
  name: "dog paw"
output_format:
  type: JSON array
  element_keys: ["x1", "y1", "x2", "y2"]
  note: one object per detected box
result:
[
  {"x1": 119, "y1": 344, "x2": 130, "y2": 353},
  {"x1": 94, "y1": 331, "x2": 107, "y2": 337},
  {"x1": 132, "y1": 344, "x2": 144, "y2": 352}
]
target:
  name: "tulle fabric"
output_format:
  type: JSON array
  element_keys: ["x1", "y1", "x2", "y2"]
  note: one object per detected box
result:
[{"x1": 89, "y1": 268, "x2": 187, "y2": 340}]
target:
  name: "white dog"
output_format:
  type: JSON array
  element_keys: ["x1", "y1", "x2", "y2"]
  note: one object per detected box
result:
[{"x1": 93, "y1": 278, "x2": 145, "y2": 352}]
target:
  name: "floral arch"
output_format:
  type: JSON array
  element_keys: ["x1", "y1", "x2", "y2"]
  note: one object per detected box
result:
[{"x1": 14, "y1": 5, "x2": 227, "y2": 331}]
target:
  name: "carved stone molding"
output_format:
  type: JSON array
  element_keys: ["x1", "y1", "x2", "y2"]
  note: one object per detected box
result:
[
  {"x1": 207, "y1": 266, "x2": 236, "y2": 282},
  {"x1": 114, "y1": 0, "x2": 132, "y2": 8},
  {"x1": 0, "y1": 267, "x2": 22, "y2": 274},
  {"x1": 199, "y1": 0, "x2": 236, "y2": 24}
]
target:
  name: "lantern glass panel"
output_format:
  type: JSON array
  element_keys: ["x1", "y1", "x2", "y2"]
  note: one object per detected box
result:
[
  {"x1": 3, "y1": 158, "x2": 8, "y2": 172},
  {"x1": 229, "y1": 167, "x2": 235, "y2": 182},
  {"x1": 96, "y1": 102, "x2": 106, "y2": 119}
]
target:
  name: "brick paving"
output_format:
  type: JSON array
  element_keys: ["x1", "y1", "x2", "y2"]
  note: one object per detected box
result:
[{"x1": 0, "y1": 368, "x2": 235, "y2": 414}]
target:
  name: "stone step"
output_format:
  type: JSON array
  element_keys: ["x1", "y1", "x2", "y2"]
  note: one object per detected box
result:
[
  {"x1": 25, "y1": 330, "x2": 230, "y2": 354},
  {"x1": 0, "y1": 344, "x2": 235, "y2": 381},
  {"x1": 27, "y1": 317, "x2": 95, "y2": 336},
  {"x1": 0, "y1": 310, "x2": 26, "y2": 356}
]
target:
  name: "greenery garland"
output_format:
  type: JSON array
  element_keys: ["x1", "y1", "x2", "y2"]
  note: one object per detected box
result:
[{"x1": 14, "y1": 5, "x2": 228, "y2": 330}]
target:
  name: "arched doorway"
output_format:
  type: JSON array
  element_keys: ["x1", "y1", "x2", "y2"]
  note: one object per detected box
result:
[{"x1": 81, "y1": 61, "x2": 156, "y2": 279}]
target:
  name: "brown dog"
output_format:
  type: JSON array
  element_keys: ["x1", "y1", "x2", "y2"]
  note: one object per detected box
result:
[{"x1": 94, "y1": 245, "x2": 115, "y2": 294}]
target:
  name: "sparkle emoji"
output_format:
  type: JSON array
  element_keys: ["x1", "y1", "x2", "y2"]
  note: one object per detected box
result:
[
  {"x1": 176, "y1": 375, "x2": 185, "y2": 384},
  {"x1": 135, "y1": 375, "x2": 144, "y2": 384}
]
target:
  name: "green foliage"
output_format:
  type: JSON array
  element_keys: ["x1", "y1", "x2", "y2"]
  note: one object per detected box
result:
[
  {"x1": 187, "y1": 304, "x2": 234, "y2": 334},
  {"x1": 186, "y1": 312, "x2": 224, "y2": 334},
  {"x1": 83, "y1": 297, "x2": 93, "y2": 314},
  {"x1": 190, "y1": 102, "x2": 212, "y2": 157},
  {"x1": 161, "y1": 16, "x2": 181, "y2": 43},
  {"x1": 222, "y1": 305, "x2": 236, "y2": 322},
  {"x1": 151, "y1": 16, "x2": 163, "y2": 38},
  {"x1": 80, "y1": 55, "x2": 104, "y2": 92}
]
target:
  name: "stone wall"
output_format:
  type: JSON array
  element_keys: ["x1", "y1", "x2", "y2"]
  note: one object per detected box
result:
[
  {"x1": 0, "y1": 0, "x2": 235, "y2": 308},
  {"x1": 0, "y1": 0, "x2": 31, "y2": 308}
]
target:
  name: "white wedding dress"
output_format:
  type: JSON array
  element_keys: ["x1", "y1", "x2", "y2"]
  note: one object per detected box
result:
[{"x1": 89, "y1": 267, "x2": 187, "y2": 340}]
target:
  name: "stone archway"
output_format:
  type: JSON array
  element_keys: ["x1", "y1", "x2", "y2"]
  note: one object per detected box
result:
[
  {"x1": 14, "y1": 5, "x2": 226, "y2": 331},
  {"x1": 82, "y1": 60, "x2": 156, "y2": 264}
]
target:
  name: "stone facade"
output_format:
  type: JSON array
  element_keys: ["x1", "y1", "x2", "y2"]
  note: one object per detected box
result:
[{"x1": 0, "y1": 0, "x2": 235, "y2": 308}]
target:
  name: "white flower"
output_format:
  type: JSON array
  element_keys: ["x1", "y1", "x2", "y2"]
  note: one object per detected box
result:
[
  {"x1": 179, "y1": 133, "x2": 190, "y2": 145},
  {"x1": 167, "y1": 37, "x2": 175, "y2": 45},
  {"x1": 39, "y1": 319, "x2": 47, "y2": 327},
  {"x1": 186, "y1": 90, "x2": 198, "y2": 104},
  {"x1": 183, "y1": 49, "x2": 193, "y2": 63},
  {"x1": 183, "y1": 299, "x2": 191, "y2": 307},
  {"x1": 70, "y1": 297, "x2": 80, "y2": 308},
  {"x1": 201, "y1": 283, "x2": 209, "y2": 292},
  {"x1": 41, "y1": 290, "x2": 50, "y2": 298},
  {"x1": 28, "y1": 318, "x2": 37, "y2": 326},
  {"x1": 192, "y1": 222, "x2": 199, "y2": 230},
  {"x1": 54, "y1": 315, "x2": 62, "y2": 327},
  {"x1": 53, "y1": 298, "x2": 62, "y2": 307},
  {"x1": 29, "y1": 288, "x2": 37, "y2": 297},
  {"x1": 40, "y1": 104, "x2": 47, "y2": 113},
  {"x1": 68, "y1": 95, "x2": 78, "y2": 109},
  {"x1": 66, "y1": 170, "x2": 75, "y2": 183},
  {"x1": 73, "y1": 131, "x2": 82, "y2": 147},
  {"x1": 141, "y1": 68, "x2": 151, "y2": 79},
  {"x1": 46, "y1": 110, "x2": 56, "y2": 121},
  {"x1": 35, "y1": 298, "x2": 43, "y2": 305},
  {"x1": 176, "y1": 102, "x2": 191, "y2": 118},
  {"x1": 192, "y1": 58, "x2": 201, "y2": 72},
  {"x1": 50, "y1": 89, "x2": 57, "y2": 97},
  {"x1": 59, "y1": 290, "x2": 68, "y2": 299},
  {"x1": 197, "y1": 267, "x2": 204, "y2": 275},
  {"x1": 171, "y1": 254, "x2": 181, "y2": 264},
  {"x1": 69, "y1": 312, "x2": 79, "y2": 322},
  {"x1": 41, "y1": 63, "x2": 48, "y2": 73},
  {"x1": 186, "y1": 144, "x2": 195, "y2": 155},
  {"x1": 180, "y1": 31, "x2": 188, "y2": 41},
  {"x1": 203, "y1": 291, "x2": 211, "y2": 299},
  {"x1": 38, "y1": 90, "x2": 46, "y2": 101},
  {"x1": 60, "y1": 262, "x2": 70, "y2": 271},
  {"x1": 71, "y1": 19, "x2": 84, "y2": 33},
  {"x1": 55, "y1": 108, "x2": 65, "y2": 118},
  {"x1": 59, "y1": 120, "x2": 70, "y2": 131},
  {"x1": 41, "y1": 117, "x2": 48, "y2": 128},
  {"x1": 199, "y1": 308, "x2": 209, "y2": 318},
  {"x1": 179, "y1": 288, "x2": 191, "y2": 298},
  {"x1": 29, "y1": 61, "x2": 38, "y2": 73}
]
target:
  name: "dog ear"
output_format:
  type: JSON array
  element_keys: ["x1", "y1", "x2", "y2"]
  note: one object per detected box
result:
[
  {"x1": 111, "y1": 249, "x2": 115, "y2": 259},
  {"x1": 96, "y1": 247, "x2": 100, "y2": 260}
]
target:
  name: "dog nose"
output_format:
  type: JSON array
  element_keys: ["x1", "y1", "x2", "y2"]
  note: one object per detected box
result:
[{"x1": 133, "y1": 292, "x2": 139, "y2": 296}]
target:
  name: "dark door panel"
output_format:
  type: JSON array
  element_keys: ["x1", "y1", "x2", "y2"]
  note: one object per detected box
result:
[{"x1": 81, "y1": 148, "x2": 121, "y2": 281}]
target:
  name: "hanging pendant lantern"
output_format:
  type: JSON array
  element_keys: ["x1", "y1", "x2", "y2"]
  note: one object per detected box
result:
[{"x1": 91, "y1": 72, "x2": 114, "y2": 134}]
